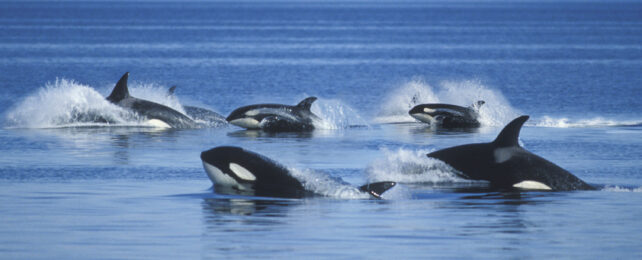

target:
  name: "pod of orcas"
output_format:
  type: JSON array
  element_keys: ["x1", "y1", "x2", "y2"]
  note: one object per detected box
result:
[{"x1": 101, "y1": 72, "x2": 594, "y2": 197}]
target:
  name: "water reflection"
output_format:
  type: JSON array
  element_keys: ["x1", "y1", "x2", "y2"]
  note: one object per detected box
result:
[
  {"x1": 227, "y1": 129, "x2": 314, "y2": 139},
  {"x1": 201, "y1": 197, "x2": 300, "y2": 232}
]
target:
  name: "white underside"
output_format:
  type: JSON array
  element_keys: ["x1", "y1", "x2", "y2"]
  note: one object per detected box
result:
[
  {"x1": 229, "y1": 118, "x2": 260, "y2": 129},
  {"x1": 146, "y1": 119, "x2": 171, "y2": 128},
  {"x1": 409, "y1": 113, "x2": 434, "y2": 124},
  {"x1": 513, "y1": 180, "x2": 552, "y2": 190},
  {"x1": 202, "y1": 161, "x2": 246, "y2": 190}
]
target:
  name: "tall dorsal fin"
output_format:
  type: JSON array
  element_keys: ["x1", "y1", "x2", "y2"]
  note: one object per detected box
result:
[
  {"x1": 106, "y1": 72, "x2": 130, "y2": 103},
  {"x1": 168, "y1": 85, "x2": 177, "y2": 96},
  {"x1": 295, "y1": 97, "x2": 317, "y2": 111},
  {"x1": 471, "y1": 100, "x2": 485, "y2": 111},
  {"x1": 492, "y1": 115, "x2": 529, "y2": 147}
]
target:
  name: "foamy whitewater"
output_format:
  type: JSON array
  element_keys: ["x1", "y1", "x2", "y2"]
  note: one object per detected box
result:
[
  {"x1": 2, "y1": 1, "x2": 642, "y2": 259},
  {"x1": 374, "y1": 78, "x2": 521, "y2": 126}
]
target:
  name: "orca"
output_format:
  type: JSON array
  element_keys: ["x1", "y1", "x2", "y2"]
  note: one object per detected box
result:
[
  {"x1": 167, "y1": 86, "x2": 227, "y2": 127},
  {"x1": 106, "y1": 73, "x2": 197, "y2": 128},
  {"x1": 200, "y1": 146, "x2": 396, "y2": 199},
  {"x1": 226, "y1": 97, "x2": 321, "y2": 132},
  {"x1": 427, "y1": 115, "x2": 595, "y2": 191},
  {"x1": 409, "y1": 100, "x2": 485, "y2": 128}
]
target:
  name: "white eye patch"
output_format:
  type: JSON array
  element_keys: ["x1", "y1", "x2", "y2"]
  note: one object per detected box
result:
[
  {"x1": 513, "y1": 180, "x2": 552, "y2": 190},
  {"x1": 229, "y1": 163, "x2": 256, "y2": 181}
]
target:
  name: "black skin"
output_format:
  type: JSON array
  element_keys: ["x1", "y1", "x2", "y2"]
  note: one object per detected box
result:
[
  {"x1": 226, "y1": 97, "x2": 320, "y2": 132},
  {"x1": 106, "y1": 73, "x2": 197, "y2": 128},
  {"x1": 427, "y1": 116, "x2": 595, "y2": 191},
  {"x1": 409, "y1": 101, "x2": 484, "y2": 128},
  {"x1": 200, "y1": 146, "x2": 396, "y2": 199}
]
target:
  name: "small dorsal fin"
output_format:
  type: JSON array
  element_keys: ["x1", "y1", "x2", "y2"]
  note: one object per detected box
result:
[
  {"x1": 492, "y1": 115, "x2": 529, "y2": 147},
  {"x1": 295, "y1": 97, "x2": 317, "y2": 111},
  {"x1": 359, "y1": 182, "x2": 396, "y2": 199},
  {"x1": 106, "y1": 72, "x2": 130, "y2": 103},
  {"x1": 471, "y1": 100, "x2": 485, "y2": 110},
  {"x1": 168, "y1": 85, "x2": 177, "y2": 95}
]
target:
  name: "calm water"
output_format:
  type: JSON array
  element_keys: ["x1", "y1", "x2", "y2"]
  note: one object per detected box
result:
[{"x1": 1, "y1": 1, "x2": 642, "y2": 259}]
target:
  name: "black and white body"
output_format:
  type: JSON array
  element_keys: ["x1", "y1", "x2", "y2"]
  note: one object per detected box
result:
[
  {"x1": 226, "y1": 97, "x2": 321, "y2": 132},
  {"x1": 427, "y1": 115, "x2": 595, "y2": 191},
  {"x1": 167, "y1": 86, "x2": 227, "y2": 127},
  {"x1": 200, "y1": 146, "x2": 396, "y2": 199},
  {"x1": 106, "y1": 72, "x2": 197, "y2": 128},
  {"x1": 409, "y1": 101, "x2": 485, "y2": 128}
]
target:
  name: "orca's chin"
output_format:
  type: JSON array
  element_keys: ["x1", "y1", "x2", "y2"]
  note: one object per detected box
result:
[
  {"x1": 410, "y1": 113, "x2": 434, "y2": 124},
  {"x1": 145, "y1": 119, "x2": 171, "y2": 128},
  {"x1": 229, "y1": 118, "x2": 261, "y2": 129},
  {"x1": 202, "y1": 161, "x2": 240, "y2": 188}
]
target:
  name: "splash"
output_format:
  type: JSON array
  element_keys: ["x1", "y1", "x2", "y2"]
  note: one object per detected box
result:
[
  {"x1": 4, "y1": 78, "x2": 198, "y2": 129},
  {"x1": 366, "y1": 147, "x2": 473, "y2": 184},
  {"x1": 288, "y1": 168, "x2": 371, "y2": 199},
  {"x1": 602, "y1": 186, "x2": 642, "y2": 192},
  {"x1": 530, "y1": 116, "x2": 642, "y2": 128},
  {"x1": 311, "y1": 97, "x2": 370, "y2": 130},
  {"x1": 374, "y1": 78, "x2": 520, "y2": 126},
  {"x1": 4, "y1": 79, "x2": 138, "y2": 128}
]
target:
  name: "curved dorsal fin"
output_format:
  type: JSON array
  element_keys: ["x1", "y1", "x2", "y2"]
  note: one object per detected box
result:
[
  {"x1": 106, "y1": 72, "x2": 130, "y2": 103},
  {"x1": 471, "y1": 100, "x2": 485, "y2": 111},
  {"x1": 295, "y1": 97, "x2": 317, "y2": 111},
  {"x1": 492, "y1": 115, "x2": 529, "y2": 147}
]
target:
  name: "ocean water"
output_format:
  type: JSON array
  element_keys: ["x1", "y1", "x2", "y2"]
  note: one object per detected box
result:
[{"x1": 1, "y1": 1, "x2": 642, "y2": 259}]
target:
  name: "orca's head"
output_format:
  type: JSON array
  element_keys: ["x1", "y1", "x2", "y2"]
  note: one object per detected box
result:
[
  {"x1": 200, "y1": 146, "x2": 262, "y2": 189},
  {"x1": 226, "y1": 107, "x2": 261, "y2": 129},
  {"x1": 409, "y1": 104, "x2": 439, "y2": 123}
]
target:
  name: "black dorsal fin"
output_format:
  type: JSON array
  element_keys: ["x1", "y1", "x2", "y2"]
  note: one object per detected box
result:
[
  {"x1": 295, "y1": 97, "x2": 317, "y2": 111},
  {"x1": 168, "y1": 85, "x2": 177, "y2": 95},
  {"x1": 471, "y1": 100, "x2": 485, "y2": 110},
  {"x1": 106, "y1": 72, "x2": 130, "y2": 103},
  {"x1": 492, "y1": 115, "x2": 530, "y2": 147},
  {"x1": 359, "y1": 181, "x2": 396, "y2": 199}
]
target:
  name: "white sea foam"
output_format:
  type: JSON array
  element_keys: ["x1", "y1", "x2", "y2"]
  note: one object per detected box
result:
[
  {"x1": 311, "y1": 98, "x2": 370, "y2": 130},
  {"x1": 288, "y1": 168, "x2": 372, "y2": 199},
  {"x1": 374, "y1": 78, "x2": 520, "y2": 126},
  {"x1": 602, "y1": 186, "x2": 642, "y2": 192},
  {"x1": 5, "y1": 79, "x2": 137, "y2": 128},
  {"x1": 530, "y1": 116, "x2": 642, "y2": 128},
  {"x1": 366, "y1": 147, "x2": 473, "y2": 184},
  {"x1": 4, "y1": 78, "x2": 192, "y2": 129}
]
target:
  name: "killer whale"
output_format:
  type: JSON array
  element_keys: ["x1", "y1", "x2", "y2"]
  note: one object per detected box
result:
[
  {"x1": 427, "y1": 115, "x2": 595, "y2": 191},
  {"x1": 200, "y1": 146, "x2": 396, "y2": 199},
  {"x1": 226, "y1": 97, "x2": 321, "y2": 132},
  {"x1": 409, "y1": 100, "x2": 484, "y2": 128},
  {"x1": 106, "y1": 73, "x2": 197, "y2": 128},
  {"x1": 167, "y1": 86, "x2": 227, "y2": 127}
]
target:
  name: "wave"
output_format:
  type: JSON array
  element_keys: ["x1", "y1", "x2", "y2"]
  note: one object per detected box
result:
[
  {"x1": 3, "y1": 78, "x2": 210, "y2": 129},
  {"x1": 311, "y1": 97, "x2": 370, "y2": 130},
  {"x1": 288, "y1": 168, "x2": 372, "y2": 199},
  {"x1": 366, "y1": 147, "x2": 478, "y2": 184},
  {"x1": 373, "y1": 78, "x2": 520, "y2": 126},
  {"x1": 601, "y1": 186, "x2": 642, "y2": 192},
  {"x1": 529, "y1": 116, "x2": 642, "y2": 128}
]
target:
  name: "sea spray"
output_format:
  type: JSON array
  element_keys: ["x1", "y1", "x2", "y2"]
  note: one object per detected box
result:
[
  {"x1": 366, "y1": 147, "x2": 473, "y2": 184},
  {"x1": 5, "y1": 79, "x2": 135, "y2": 128},
  {"x1": 311, "y1": 97, "x2": 370, "y2": 129},
  {"x1": 375, "y1": 78, "x2": 520, "y2": 126}
]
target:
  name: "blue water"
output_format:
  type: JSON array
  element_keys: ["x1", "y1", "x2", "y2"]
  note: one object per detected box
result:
[{"x1": 1, "y1": 1, "x2": 642, "y2": 258}]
